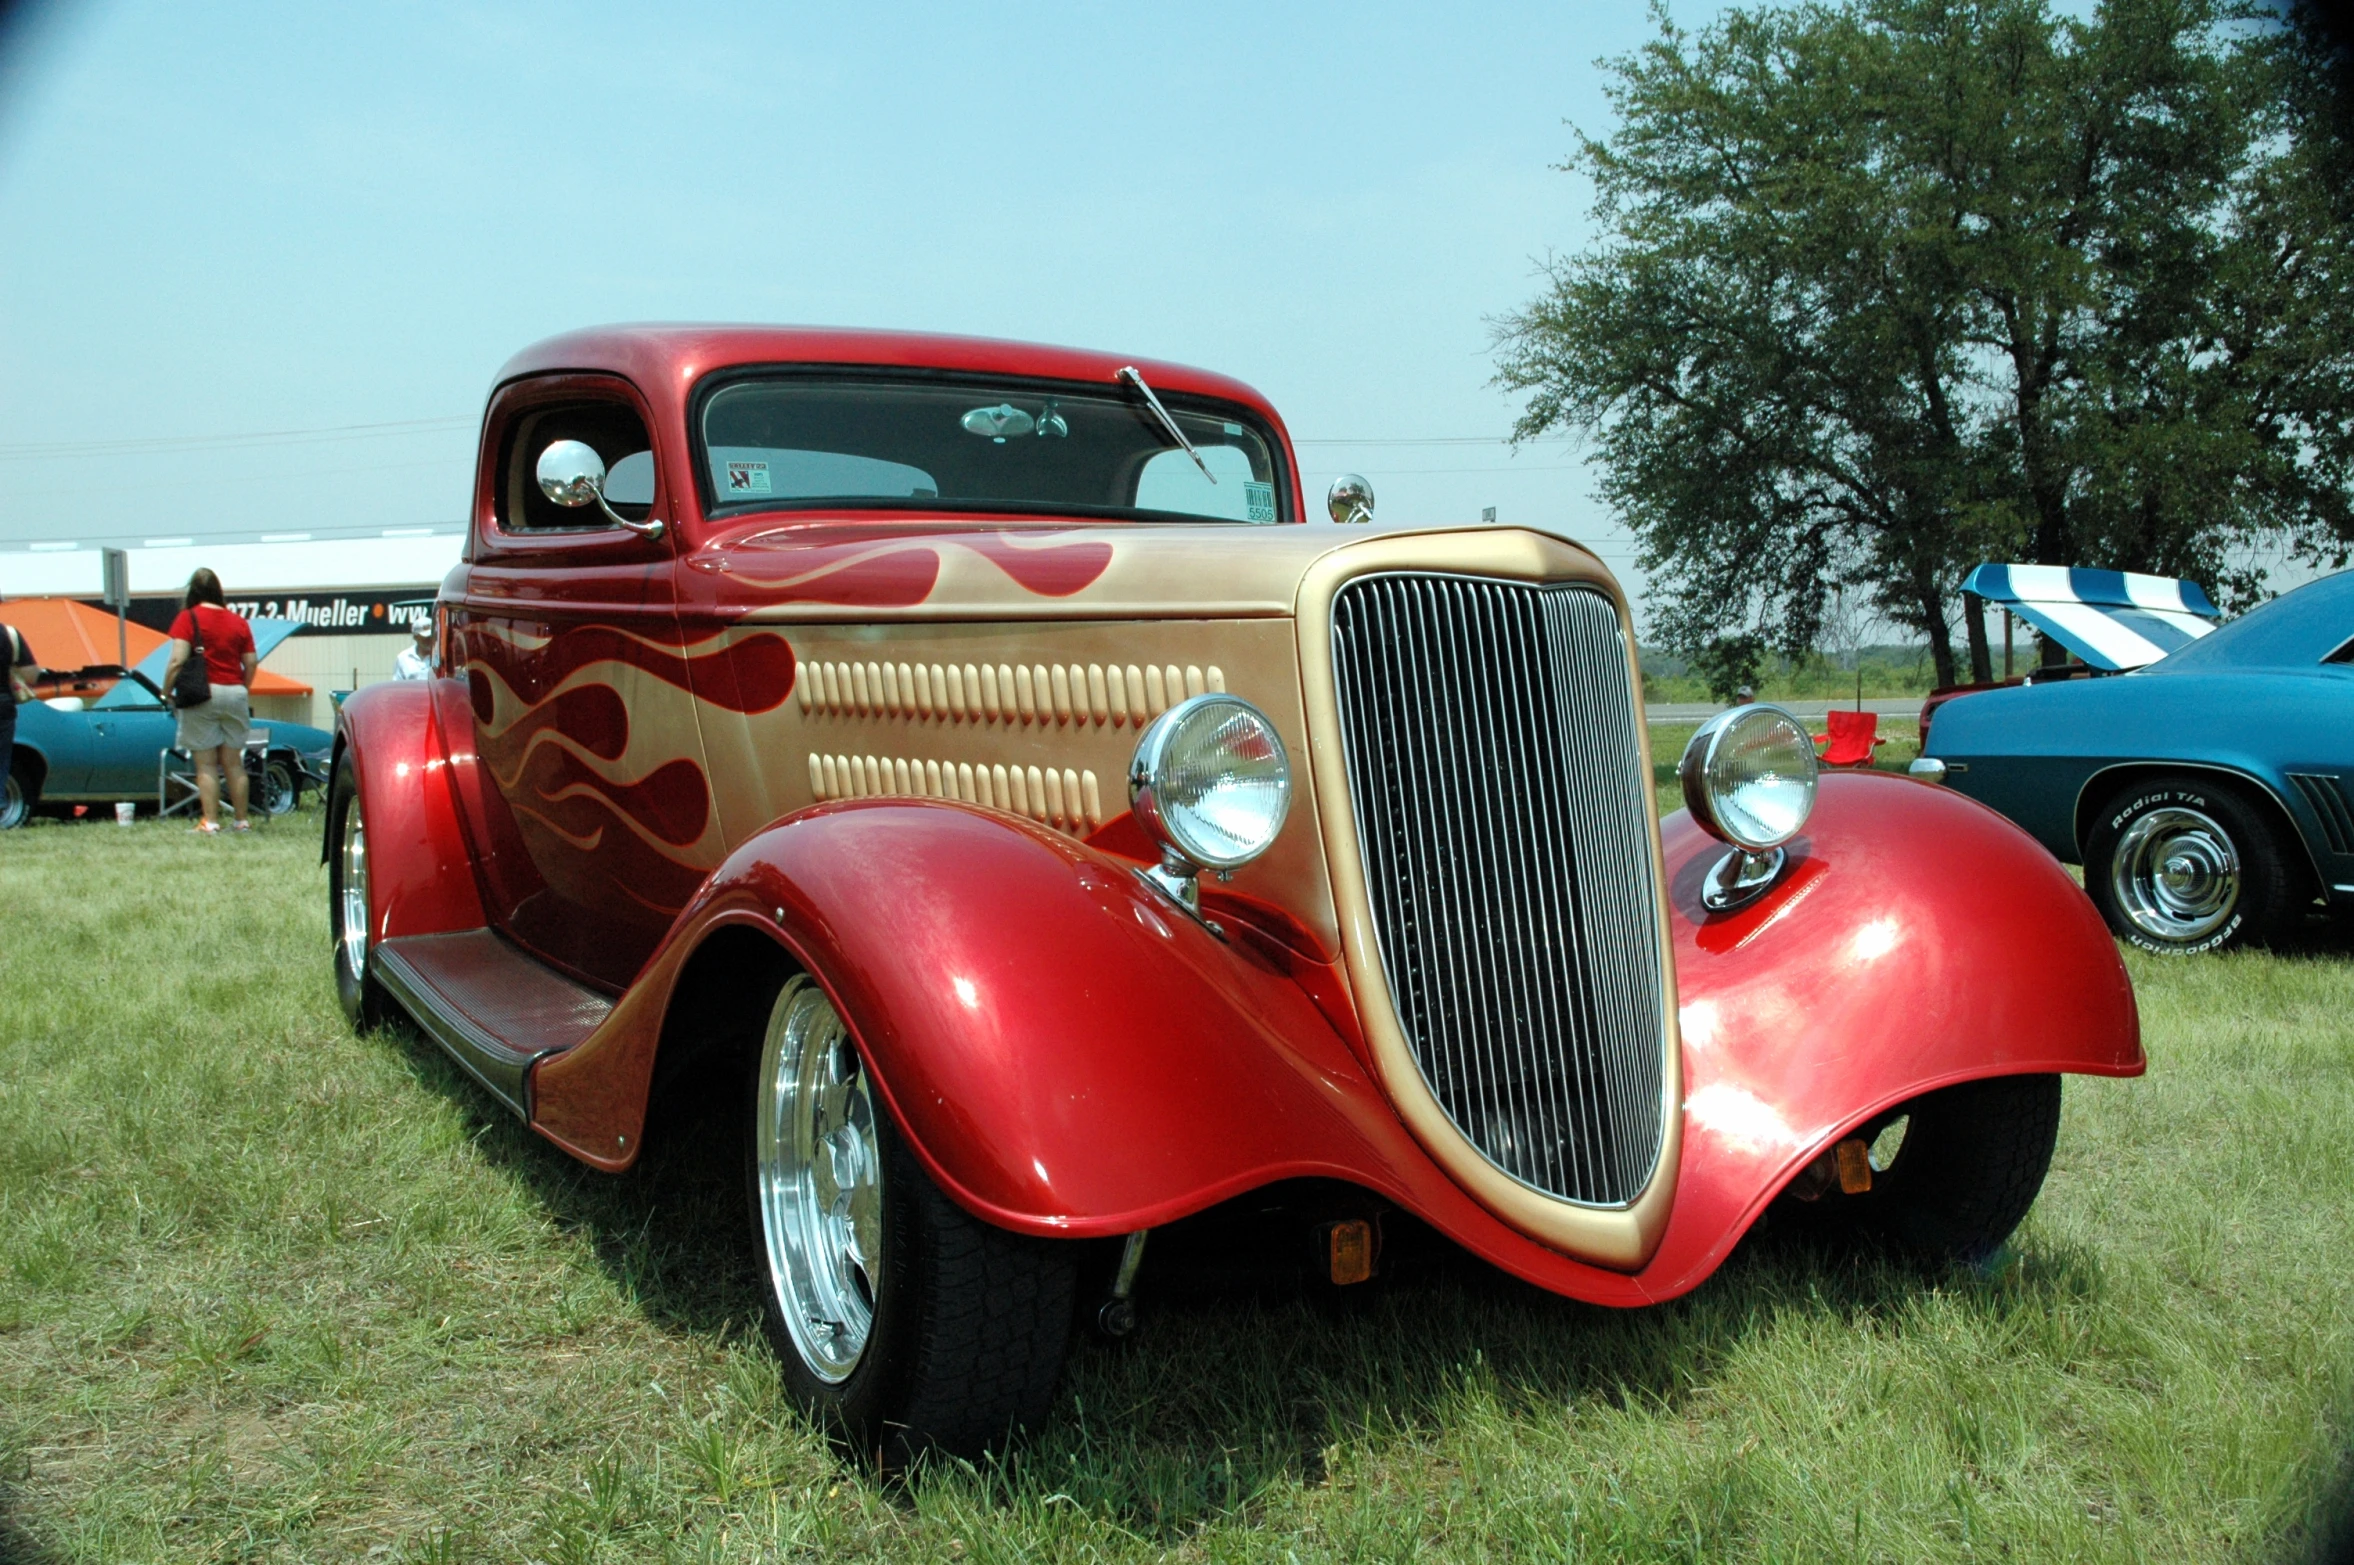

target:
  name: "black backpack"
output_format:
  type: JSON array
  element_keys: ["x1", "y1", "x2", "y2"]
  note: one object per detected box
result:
[{"x1": 171, "y1": 614, "x2": 212, "y2": 711}]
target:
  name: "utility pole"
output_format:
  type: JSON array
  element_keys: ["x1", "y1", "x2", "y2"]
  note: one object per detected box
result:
[{"x1": 102, "y1": 548, "x2": 129, "y2": 670}]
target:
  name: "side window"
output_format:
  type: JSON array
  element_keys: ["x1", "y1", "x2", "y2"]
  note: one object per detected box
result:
[{"x1": 498, "y1": 402, "x2": 656, "y2": 531}]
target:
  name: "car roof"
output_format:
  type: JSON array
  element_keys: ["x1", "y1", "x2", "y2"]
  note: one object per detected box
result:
[
  {"x1": 493, "y1": 325, "x2": 1283, "y2": 425},
  {"x1": 2147, "y1": 568, "x2": 2354, "y2": 672}
]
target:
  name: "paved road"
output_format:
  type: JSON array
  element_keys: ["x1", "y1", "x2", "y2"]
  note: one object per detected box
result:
[{"x1": 1646, "y1": 697, "x2": 1925, "y2": 724}]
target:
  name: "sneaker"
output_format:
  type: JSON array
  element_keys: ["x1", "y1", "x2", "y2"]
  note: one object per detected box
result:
[
  {"x1": 229, "y1": 820, "x2": 252, "y2": 833},
  {"x1": 192, "y1": 821, "x2": 220, "y2": 835}
]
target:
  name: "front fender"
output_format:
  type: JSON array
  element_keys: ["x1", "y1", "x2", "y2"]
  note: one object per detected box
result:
[
  {"x1": 334, "y1": 680, "x2": 485, "y2": 943},
  {"x1": 1631, "y1": 769, "x2": 2142, "y2": 1299},
  {"x1": 530, "y1": 799, "x2": 1441, "y2": 1234}
]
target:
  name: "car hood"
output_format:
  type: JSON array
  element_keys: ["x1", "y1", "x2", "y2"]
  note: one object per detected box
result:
[{"x1": 696, "y1": 518, "x2": 1612, "y2": 624}]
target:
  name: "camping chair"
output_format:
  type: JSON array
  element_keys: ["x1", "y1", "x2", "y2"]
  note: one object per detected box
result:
[
  {"x1": 159, "y1": 735, "x2": 273, "y2": 820},
  {"x1": 1815, "y1": 708, "x2": 1884, "y2": 768}
]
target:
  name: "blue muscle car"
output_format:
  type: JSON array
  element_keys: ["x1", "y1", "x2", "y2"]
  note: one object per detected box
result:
[
  {"x1": 1923, "y1": 569, "x2": 2354, "y2": 953},
  {"x1": 4, "y1": 618, "x2": 334, "y2": 828}
]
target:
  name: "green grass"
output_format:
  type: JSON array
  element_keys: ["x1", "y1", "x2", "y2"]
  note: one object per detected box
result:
[{"x1": 2, "y1": 806, "x2": 2352, "y2": 1561}]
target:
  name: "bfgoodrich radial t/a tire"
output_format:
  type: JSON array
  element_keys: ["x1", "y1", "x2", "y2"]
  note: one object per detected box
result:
[
  {"x1": 746, "y1": 975, "x2": 1076, "y2": 1467},
  {"x1": 325, "y1": 751, "x2": 388, "y2": 1029},
  {"x1": 2085, "y1": 774, "x2": 2302, "y2": 955}
]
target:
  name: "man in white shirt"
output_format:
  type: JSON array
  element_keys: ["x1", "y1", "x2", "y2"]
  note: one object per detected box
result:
[{"x1": 393, "y1": 618, "x2": 435, "y2": 681}]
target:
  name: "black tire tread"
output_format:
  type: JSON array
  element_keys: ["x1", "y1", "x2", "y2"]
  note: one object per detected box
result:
[
  {"x1": 1869, "y1": 1074, "x2": 2062, "y2": 1263},
  {"x1": 890, "y1": 1140, "x2": 1077, "y2": 1458}
]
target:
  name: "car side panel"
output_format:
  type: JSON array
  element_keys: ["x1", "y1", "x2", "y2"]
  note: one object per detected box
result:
[
  {"x1": 523, "y1": 775, "x2": 2139, "y2": 1306},
  {"x1": 10, "y1": 702, "x2": 98, "y2": 797},
  {"x1": 1927, "y1": 668, "x2": 2354, "y2": 873}
]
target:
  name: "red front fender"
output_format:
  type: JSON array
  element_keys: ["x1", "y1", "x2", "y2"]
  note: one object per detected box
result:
[
  {"x1": 1635, "y1": 770, "x2": 2143, "y2": 1299},
  {"x1": 527, "y1": 774, "x2": 2140, "y2": 1306},
  {"x1": 532, "y1": 800, "x2": 1440, "y2": 1229},
  {"x1": 335, "y1": 679, "x2": 484, "y2": 943}
]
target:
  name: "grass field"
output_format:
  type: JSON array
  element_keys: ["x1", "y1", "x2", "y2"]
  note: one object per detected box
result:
[{"x1": 3, "y1": 777, "x2": 2353, "y2": 1563}]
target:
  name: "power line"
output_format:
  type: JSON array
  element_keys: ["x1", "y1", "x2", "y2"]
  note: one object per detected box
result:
[{"x1": 0, "y1": 416, "x2": 475, "y2": 462}]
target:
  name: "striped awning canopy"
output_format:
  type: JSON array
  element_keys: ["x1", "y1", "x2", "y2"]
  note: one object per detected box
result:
[{"x1": 1962, "y1": 564, "x2": 2223, "y2": 672}]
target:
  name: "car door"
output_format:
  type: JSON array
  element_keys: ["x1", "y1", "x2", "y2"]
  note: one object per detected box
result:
[
  {"x1": 79, "y1": 680, "x2": 179, "y2": 800},
  {"x1": 446, "y1": 375, "x2": 720, "y2": 991}
]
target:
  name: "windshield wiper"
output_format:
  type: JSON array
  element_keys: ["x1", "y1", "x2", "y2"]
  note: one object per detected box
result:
[{"x1": 1116, "y1": 365, "x2": 1216, "y2": 485}]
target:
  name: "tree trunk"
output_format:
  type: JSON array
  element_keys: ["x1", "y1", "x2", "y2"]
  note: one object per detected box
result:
[
  {"x1": 1915, "y1": 582, "x2": 1959, "y2": 687},
  {"x1": 1964, "y1": 596, "x2": 1993, "y2": 684}
]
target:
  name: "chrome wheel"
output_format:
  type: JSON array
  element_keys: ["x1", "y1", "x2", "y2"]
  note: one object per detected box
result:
[
  {"x1": 0, "y1": 772, "x2": 26, "y2": 830},
  {"x1": 755, "y1": 976, "x2": 883, "y2": 1384},
  {"x1": 2110, "y1": 806, "x2": 2240, "y2": 944},
  {"x1": 338, "y1": 796, "x2": 369, "y2": 979}
]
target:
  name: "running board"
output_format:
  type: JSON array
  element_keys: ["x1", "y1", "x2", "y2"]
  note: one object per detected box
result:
[{"x1": 372, "y1": 930, "x2": 615, "y2": 1119}]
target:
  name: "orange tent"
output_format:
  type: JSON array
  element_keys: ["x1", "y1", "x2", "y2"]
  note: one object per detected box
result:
[{"x1": 0, "y1": 597, "x2": 311, "y2": 696}]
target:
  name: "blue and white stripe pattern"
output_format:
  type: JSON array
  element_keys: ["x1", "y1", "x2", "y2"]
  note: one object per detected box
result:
[{"x1": 1962, "y1": 564, "x2": 2222, "y2": 671}]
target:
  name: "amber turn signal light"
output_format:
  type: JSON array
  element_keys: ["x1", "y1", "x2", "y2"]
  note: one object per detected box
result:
[
  {"x1": 1326, "y1": 1219, "x2": 1376, "y2": 1286},
  {"x1": 1834, "y1": 1138, "x2": 1873, "y2": 1195}
]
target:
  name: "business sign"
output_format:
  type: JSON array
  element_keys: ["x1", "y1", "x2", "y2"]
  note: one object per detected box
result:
[{"x1": 79, "y1": 588, "x2": 440, "y2": 637}]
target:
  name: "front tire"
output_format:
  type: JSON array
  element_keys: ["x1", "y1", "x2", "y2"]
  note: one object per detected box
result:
[
  {"x1": 2084, "y1": 775, "x2": 2301, "y2": 954},
  {"x1": 746, "y1": 975, "x2": 1076, "y2": 1467},
  {"x1": 1781, "y1": 1075, "x2": 2063, "y2": 1266},
  {"x1": 325, "y1": 751, "x2": 387, "y2": 1028}
]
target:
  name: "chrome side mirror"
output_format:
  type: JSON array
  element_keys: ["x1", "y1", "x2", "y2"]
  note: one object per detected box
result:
[
  {"x1": 1327, "y1": 474, "x2": 1375, "y2": 526},
  {"x1": 534, "y1": 440, "x2": 665, "y2": 540},
  {"x1": 536, "y1": 440, "x2": 607, "y2": 508}
]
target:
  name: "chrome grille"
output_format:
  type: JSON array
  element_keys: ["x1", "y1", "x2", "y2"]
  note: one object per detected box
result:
[{"x1": 1331, "y1": 574, "x2": 1667, "y2": 1207}]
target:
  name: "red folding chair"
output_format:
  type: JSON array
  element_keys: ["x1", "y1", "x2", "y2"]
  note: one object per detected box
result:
[{"x1": 1815, "y1": 708, "x2": 1883, "y2": 767}]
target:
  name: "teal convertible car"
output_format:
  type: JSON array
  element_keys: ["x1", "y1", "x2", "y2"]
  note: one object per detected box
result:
[{"x1": 1923, "y1": 569, "x2": 2354, "y2": 955}]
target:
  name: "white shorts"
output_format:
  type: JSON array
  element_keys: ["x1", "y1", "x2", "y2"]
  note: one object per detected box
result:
[{"x1": 177, "y1": 685, "x2": 251, "y2": 751}]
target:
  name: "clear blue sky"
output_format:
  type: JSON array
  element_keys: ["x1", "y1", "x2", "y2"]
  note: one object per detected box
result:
[{"x1": 0, "y1": 1, "x2": 1707, "y2": 605}]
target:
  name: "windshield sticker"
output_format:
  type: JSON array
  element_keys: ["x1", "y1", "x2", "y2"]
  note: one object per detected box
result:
[
  {"x1": 726, "y1": 461, "x2": 772, "y2": 495},
  {"x1": 1244, "y1": 481, "x2": 1277, "y2": 523}
]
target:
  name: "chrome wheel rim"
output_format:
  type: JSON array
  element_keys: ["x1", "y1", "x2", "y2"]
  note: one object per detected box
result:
[
  {"x1": 337, "y1": 793, "x2": 369, "y2": 979},
  {"x1": 755, "y1": 976, "x2": 882, "y2": 1384},
  {"x1": 2112, "y1": 806, "x2": 2240, "y2": 943},
  {"x1": 0, "y1": 774, "x2": 24, "y2": 830}
]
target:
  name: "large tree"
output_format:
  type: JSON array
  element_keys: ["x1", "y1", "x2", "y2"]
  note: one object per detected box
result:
[{"x1": 1497, "y1": 0, "x2": 2354, "y2": 684}]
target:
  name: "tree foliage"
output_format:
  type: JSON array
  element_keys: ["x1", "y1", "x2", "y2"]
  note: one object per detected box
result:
[{"x1": 1497, "y1": 0, "x2": 2354, "y2": 683}]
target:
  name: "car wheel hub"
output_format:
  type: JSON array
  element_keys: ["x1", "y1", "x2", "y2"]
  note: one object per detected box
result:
[
  {"x1": 2113, "y1": 806, "x2": 2239, "y2": 942},
  {"x1": 338, "y1": 801, "x2": 369, "y2": 978},
  {"x1": 755, "y1": 977, "x2": 881, "y2": 1384}
]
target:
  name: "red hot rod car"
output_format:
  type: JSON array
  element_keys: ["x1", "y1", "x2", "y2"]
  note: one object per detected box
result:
[{"x1": 329, "y1": 325, "x2": 2142, "y2": 1460}]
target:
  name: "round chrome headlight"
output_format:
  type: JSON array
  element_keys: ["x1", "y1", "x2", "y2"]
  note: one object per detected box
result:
[
  {"x1": 1679, "y1": 704, "x2": 1818, "y2": 852},
  {"x1": 1128, "y1": 694, "x2": 1292, "y2": 871}
]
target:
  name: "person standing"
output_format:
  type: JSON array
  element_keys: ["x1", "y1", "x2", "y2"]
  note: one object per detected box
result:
[
  {"x1": 3, "y1": 620, "x2": 40, "y2": 824},
  {"x1": 160, "y1": 569, "x2": 259, "y2": 834},
  {"x1": 393, "y1": 615, "x2": 435, "y2": 680}
]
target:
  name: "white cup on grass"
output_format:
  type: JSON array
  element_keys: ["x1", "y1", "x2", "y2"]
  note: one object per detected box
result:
[{"x1": 115, "y1": 802, "x2": 136, "y2": 826}]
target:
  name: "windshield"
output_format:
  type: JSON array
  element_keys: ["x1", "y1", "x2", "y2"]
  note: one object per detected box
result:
[
  {"x1": 2146, "y1": 569, "x2": 2354, "y2": 673},
  {"x1": 696, "y1": 374, "x2": 1288, "y2": 525}
]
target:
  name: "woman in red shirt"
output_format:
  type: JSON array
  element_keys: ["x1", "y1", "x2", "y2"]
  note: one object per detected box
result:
[{"x1": 161, "y1": 568, "x2": 260, "y2": 833}]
